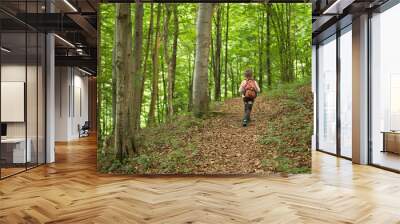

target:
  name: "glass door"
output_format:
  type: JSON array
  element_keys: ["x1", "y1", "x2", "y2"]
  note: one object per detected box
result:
[
  {"x1": 339, "y1": 26, "x2": 352, "y2": 158},
  {"x1": 0, "y1": 0, "x2": 47, "y2": 179},
  {"x1": 317, "y1": 35, "x2": 337, "y2": 154}
]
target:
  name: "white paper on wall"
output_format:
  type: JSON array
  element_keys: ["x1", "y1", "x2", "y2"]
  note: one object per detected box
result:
[{"x1": 1, "y1": 82, "x2": 25, "y2": 122}]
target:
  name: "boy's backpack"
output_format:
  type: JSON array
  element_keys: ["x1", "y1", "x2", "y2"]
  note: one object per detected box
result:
[{"x1": 244, "y1": 80, "x2": 257, "y2": 99}]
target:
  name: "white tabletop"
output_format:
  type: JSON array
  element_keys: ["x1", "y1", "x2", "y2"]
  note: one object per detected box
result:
[{"x1": 1, "y1": 138, "x2": 27, "y2": 143}]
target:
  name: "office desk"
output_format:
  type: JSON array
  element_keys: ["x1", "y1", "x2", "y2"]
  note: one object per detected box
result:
[
  {"x1": 1, "y1": 138, "x2": 31, "y2": 164},
  {"x1": 382, "y1": 131, "x2": 400, "y2": 154}
]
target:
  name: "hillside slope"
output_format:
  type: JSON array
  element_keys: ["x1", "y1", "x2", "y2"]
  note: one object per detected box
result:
[{"x1": 99, "y1": 82, "x2": 312, "y2": 175}]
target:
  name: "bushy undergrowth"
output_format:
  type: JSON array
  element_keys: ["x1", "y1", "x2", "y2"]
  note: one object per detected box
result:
[
  {"x1": 98, "y1": 114, "x2": 204, "y2": 174},
  {"x1": 259, "y1": 81, "x2": 312, "y2": 174}
]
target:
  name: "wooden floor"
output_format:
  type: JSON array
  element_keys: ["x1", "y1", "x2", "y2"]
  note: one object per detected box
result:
[
  {"x1": 1, "y1": 136, "x2": 400, "y2": 223},
  {"x1": 0, "y1": 167, "x2": 26, "y2": 178},
  {"x1": 372, "y1": 150, "x2": 400, "y2": 171}
]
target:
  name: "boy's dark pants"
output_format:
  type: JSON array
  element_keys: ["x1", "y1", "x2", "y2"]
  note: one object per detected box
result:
[{"x1": 243, "y1": 97, "x2": 254, "y2": 122}]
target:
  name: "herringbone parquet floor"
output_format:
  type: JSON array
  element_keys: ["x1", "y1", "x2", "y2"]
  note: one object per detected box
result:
[{"x1": 1, "y1": 136, "x2": 400, "y2": 224}]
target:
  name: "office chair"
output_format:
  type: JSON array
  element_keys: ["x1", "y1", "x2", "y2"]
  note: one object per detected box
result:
[{"x1": 79, "y1": 121, "x2": 90, "y2": 138}]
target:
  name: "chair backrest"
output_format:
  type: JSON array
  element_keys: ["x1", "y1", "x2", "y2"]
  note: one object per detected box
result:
[{"x1": 82, "y1": 121, "x2": 90, "y2": 129}]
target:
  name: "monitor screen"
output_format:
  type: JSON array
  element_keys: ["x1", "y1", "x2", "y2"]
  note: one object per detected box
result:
[{"x1": 1, "y1": 123, "x2": 7, "y2": 137}]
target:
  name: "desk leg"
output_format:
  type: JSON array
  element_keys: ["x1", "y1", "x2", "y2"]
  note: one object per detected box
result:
[{"x1": 382, "y1": 133, "x2": 386, "y2": 153}]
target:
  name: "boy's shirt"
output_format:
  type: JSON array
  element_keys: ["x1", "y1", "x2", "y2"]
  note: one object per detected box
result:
[{"x1": 239, "y1": 79, "x2": 260, "y2": 97}]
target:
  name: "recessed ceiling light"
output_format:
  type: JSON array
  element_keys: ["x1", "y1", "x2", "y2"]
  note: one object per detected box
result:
[
  {"x1": 54, "y1": 34, "x2": 75, "y2": 48},
  {"x1": 78, "y1": 67, "x2": 93, "y2": 76},
  {"x1": 63, "y1": 0, "x2": 78, "y2": 12},
  {"x1": 1, "y1": 47, "x2": 11, "y2": 53},
  {"x1": 322, "y1": 0, "x2": 355, "y2": 15}
]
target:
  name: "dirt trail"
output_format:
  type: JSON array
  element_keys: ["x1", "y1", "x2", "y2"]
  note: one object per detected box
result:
[{"x1": 192, "y1": 96, "x2": 275, "y2": 174}]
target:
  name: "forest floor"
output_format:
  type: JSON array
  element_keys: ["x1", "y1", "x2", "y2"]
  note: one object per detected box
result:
[{"x1": 99, "y1": 82, "x2": 312, "y2": 175}]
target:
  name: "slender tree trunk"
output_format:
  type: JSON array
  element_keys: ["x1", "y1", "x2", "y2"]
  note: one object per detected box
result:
[
  {"x1": 188, "y1": 50, "x2": 193, "y2": 111},
  {"x1": 287, "y1": 4, "x2": 293, "y2": 82},
  {"x1": 163, "y1": 5, "x2": 171, "y2": 118},
  {"x1": 236, "y1": 60, "x2": 240, "y2": 96},
  {"x1": 148, "y1": 4, "x2": 162, "y2": 126},
  {"x1": 114, "y1": 3, "x2": 135, "y2": 159},
  {"x1": 193, "y1": 3, "x2": 213, "y2": 118},
  {"x1": 157, "y1": 82, "x2": 163, "y2": 123},
  {"x1": 266, "y1": 4, "x2": 272, "y2": 86},
  {"x1": 131, "y1": 2, "x2": 144, "y2": 132},
  {"x1": 224, "y1": 3, "x2": 229, "y2": 99},
  {"x1": 161, "y1": 52, "x2": 167, "y2": 121},
  {"x1": 171, "y1": 5, "x2": 179, "y2": 97},
  {"x1": 138, "y1": 3, "x2": 154, "y2": 128},
  {"x1": 98, "y1": 82, "x2": 102, "y2": 137},
  {"x1": 112, "y1": 32, "x2": 116, "y2": 133},
  {"x1": 293, "y1": 5, "x2": 298, "y2": 81},
  {"x1": 166, "y1": 5, "x2": 179, "y2": 119},
  {"x1": 229, "y1": 64, "x2": 235, "y2": 97},
  {"x1": 257, "y1": 6, "x2": 264, "y2": 92},
  {"x1": 213, "y1": 4, "x2": 222, "y2": 101},
  {"x1": 210, "y1": 34, "x2": 215, "y2": 99}
]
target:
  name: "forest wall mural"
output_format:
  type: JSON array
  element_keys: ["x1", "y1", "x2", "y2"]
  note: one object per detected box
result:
[{"x1": 98, "y1": 3, "x2": 313, "y2": 175}]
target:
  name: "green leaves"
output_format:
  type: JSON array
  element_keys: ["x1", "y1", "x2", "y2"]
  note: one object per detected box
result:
[
  {"x1": 259, "y1": 81, "x2": 312, "y2": 174},
  {"x1": 99, "y1": 3, "x2": 312, "y2": 136},
  {"x1": 98, "y1": 4, "x2": 312, "y2": 174}
]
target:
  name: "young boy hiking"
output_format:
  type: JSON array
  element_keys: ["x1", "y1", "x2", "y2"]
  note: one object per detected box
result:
[{"x1": 239, "y1": 69, "x2": 260, "y2": 127}]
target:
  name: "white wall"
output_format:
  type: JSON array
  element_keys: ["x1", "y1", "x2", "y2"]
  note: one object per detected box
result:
[
  {"x1": 55, "y1": 66, "x2": 89, "y2": 141},
  {"x1": 55, "y1": 66, "x2": 69, "y2": 141}
]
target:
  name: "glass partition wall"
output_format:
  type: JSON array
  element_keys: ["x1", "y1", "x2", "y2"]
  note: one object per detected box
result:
[
  {"x1": 339, "y1": 26, "x2": 352, "y2": 159},
  {"x1": 370, "y1": 3, "x2": 400, "y2": 171},
  {"x1": 316, "y1": 25, "x2": 353, "y2": 159},
  {"x1": 315, "y1": 1, "x2": 400, "y2": 172},
  {"x1": 0, "y1": 1, "x2": 46, "y2": 179},
  {"x1": 317, "y1": 35, "x2": 337, "y2": 155}
]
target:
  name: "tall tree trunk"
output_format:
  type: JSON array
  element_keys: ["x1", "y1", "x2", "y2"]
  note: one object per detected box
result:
[
  {"x1": 98, "y1": 82, "x2": 102, "y2": 137},
  {"x1": 293, "y1": 5, "x2": 298, "y2": 81},
  {"x1": 148, "y1": 4, "x2": 162, "y2": 126},
  {"x1": 209, "y1": 24, "x2": 214, "y2": 101},
  {"x1": 138, "y1": 3, "x2": 154, "y2": 128},
  {"x1": 286, "y1": 4, "x2": 294, "y2": 82},
  {"x1": 114, "y1": 3, "x2": 135, "y2": 159},
  {"x1": 265, "y1": 4, "x2": 272, "y2": 87},
  {"x1": 161, "y1": 52, "x2": 167, "y2": 121},
  {"x1": 163, "y1": 5, "x2": 171, "y2": 118},
  {"x1": 188, "y1": 50, "x2": 193, "y2": 111},
  {"x1": 193, "y1": 3, "x2": 213, "y2": 118},
  {"x1": 236, "y1": 60, "x2": 240, "y2": 96},
  {"x1": 229, "y1": 63, "x2": 235, "y2": 96},
  {"x1": 213, "y1": 4, "x2": 222, "y2": 101},
  {"x1": 131, "y1": 2, "x2": 144, "y2": 132},
  {"x1": 257, "y1": 6, "x2": 264, "y2": 92},
  {"x1": 266, "y1": 3, "x2": 272, "y2": 87},
  {"x1": 157, "y1": 81, "x2": 163, "y2": 123},
  {"x1": 224, "y1": 3, "x2": 229, "y2": 99},
  {"x1": 166, "y1": 5, "x2": 179, "y2": 119},
  {"x1": 171, "y1": 5, "x2": 178, "y2": 110},
  {"x1": 112, "y1": 30, "x2": 116, "y2": 133}
]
